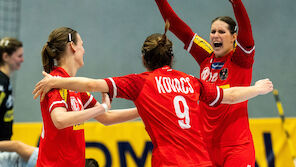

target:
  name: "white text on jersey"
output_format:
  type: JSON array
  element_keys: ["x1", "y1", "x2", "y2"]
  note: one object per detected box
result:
[{"x1": 155, "y1": 76, "x2": 194, "y2": 94}]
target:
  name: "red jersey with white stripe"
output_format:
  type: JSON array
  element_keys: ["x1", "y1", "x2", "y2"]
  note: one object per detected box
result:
[
  {"x1": 104, "y1": 66, "x2": 223, "y2": 167},
  {"x1": 155, "y1": 0, "x2": 255, "y2": 146},
  {"x1": 36, "y1": 67, "x2": 97, "y2": 167}
]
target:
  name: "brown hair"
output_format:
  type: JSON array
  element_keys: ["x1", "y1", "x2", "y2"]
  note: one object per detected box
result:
[
  {"x1": 141, "y1": 20, "x2": 173, "y2": 71},
  {"x1": 0, "y1": 37, "x2": 23, "y2": 66},
  {"x1": 41, "y1": 27, "x2": 78, "y2": 73},
  {"x1": 211, "y1": 16, "x2": 237, "y2": 34}
]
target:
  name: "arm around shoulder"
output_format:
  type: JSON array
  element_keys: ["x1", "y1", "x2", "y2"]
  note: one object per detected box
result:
[{"x1": 33, "y1": 71, "x2": 110, "y2": 101}]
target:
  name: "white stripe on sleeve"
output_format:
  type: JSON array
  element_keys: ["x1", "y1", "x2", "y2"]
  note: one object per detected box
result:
[
  {"x1": 209, "y1": 86, "x2": 221, "y2": 107},
  {"x1": 108, "y1": 77, "x2": 117, "y2": 98},
  {"x1": 236, "y1": 40, "x2": 255, "y2": 54},
  {"x1": 49, "y1": 100, "x2": 68, "y2": 112},
  {"x1": 83, "y1": 95, "x2": 93, "y2": 109},
  {"x1": 186, "y1": 33, "x2": 197, "y2": 52}
]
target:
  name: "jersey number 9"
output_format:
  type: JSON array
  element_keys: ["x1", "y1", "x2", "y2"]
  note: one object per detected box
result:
[{"x1": 173, "y1": 96, "x2": 191, "y2": 129}]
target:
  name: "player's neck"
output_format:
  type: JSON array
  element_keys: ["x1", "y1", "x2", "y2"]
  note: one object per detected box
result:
[
  {"x1": 0, "y1": 65, "x2": 12, "y2": 77},
  {"x1": 60, "y1": 64, "x2": 77, "y2": 77},
  {"x1": 58, "y1": 55, "x2": 78, "y2": 77}
]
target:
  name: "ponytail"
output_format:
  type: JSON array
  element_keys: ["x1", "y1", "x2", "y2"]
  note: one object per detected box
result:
[
  {"x1": 159, "y1": 20, "x2": 170, "y2": 46},
  {"x1": 142, "y1": 20, "x2": 173, "y2": 71},
  {"x1": 41, "y1": 43, "x2": 55, "y2": 73}
]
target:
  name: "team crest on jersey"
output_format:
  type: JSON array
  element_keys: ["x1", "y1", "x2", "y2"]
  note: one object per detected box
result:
[
  {"x1": 70, "y1": 96, "x2": 82, "y2": 111},
  {"x1": 211, "y1": 62, "x2": 224, "y2": 70},
  {"x1": 201, "y1": 67, "x2": 210, "y2": 81},
  {"x1": 219, "y1": 68, "x2": 228, "y2": 80},
  {"x1": 201, "y1": 67, "x2": 218, "y2": 82}
]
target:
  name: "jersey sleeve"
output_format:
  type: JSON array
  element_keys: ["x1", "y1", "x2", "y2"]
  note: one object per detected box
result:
[
  {"x1": 199, "y1": 80, "x2": 223, "y2": 107},
  {"x1": 231, "y1": 0, "x2": 255, "y2": 68},
  {"x1": 80, "y1": 92, "x2": 97, "y2": 109},
  {"x1": 155, "y1": 0, "x2": 212, "y2": 65},
  {"x1": 46, "y1": 89, "x2": 67, "y2": 113},
  {"x1": 104, "y1": 74, "x2": 146, "y2": 101}
]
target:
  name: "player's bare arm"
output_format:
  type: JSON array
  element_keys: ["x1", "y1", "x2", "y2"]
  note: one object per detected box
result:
[
  {"x1": 0, "y1": 140, "x2": 35, "y2": 162},
  {"x1": 33, "y1": 71, "x2": 109, "y2": 101},
  {"x1": 51, "y1": 102, "x2": 110, "y2": 129},
  {"x1": 48, "y1": 92, "x2": 110, "y2": 129},
  {"x1": 95, "y1": 107, "x2": 140, "y2": 126},
  {"x1": 222, "y1": 79, "x2": 273, "y2": 104}
]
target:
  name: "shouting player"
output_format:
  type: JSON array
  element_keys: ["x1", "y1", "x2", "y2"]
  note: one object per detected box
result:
[{"x1": 154, "y1": 0, "x2": 257, "y2": 166}]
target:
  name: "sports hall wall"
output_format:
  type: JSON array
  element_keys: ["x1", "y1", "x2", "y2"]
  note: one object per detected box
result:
[{"x1": 13, "y1": 0, "x2": 295, "y2": 121}]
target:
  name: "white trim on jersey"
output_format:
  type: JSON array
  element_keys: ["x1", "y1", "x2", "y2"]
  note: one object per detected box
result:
[
  {"x1": 83, "y1": 95, "x2": 93, "y2": 109},
  {"x1": 49, "y1": 100, "x2": 68, "y2": 112},
  {"x1": 41, "y1": 125, "x2": 45, "y2": 139},
  {"x1": 77, "y1": 98, "x2": 83, "y2": 109},
  {"x1": 209, "y1": 86, "x2": 220, "y2": 107},
  {"x1": 108, "y1": 77, "x2": 117, "y2": 98},
  {"x1": 186, "y1": 33, "x2": 197, "y2": 52},
  {"x1": 236, "y1": 40, "x2": 255, "y2": 54}
]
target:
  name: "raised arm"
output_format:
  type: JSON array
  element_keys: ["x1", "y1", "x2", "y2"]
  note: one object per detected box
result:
[
  {"x1": 231, "y1": 0, "x2": 254, "y2": 52},
  {"x1": 155, "y1": 0, "x2": 194, "y2": 45},
  {"x1": 155, "y1": 0, "x2": 212, "y2": 64},
  {"x1": 222, "y1": 79, "x2": 273, "y2": 104}
]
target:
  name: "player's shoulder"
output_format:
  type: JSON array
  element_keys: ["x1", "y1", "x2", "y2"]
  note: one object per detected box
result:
[
  {"x1": 173, "y1": 69, "x2": 196, "y2": 79},
  {"x1": 45, "y1": 88, "x2": 65, "y2": 101},
  {"x1": 0, "y1": 72, "x2": 9, "y2": 85},
  {"x1": 127, "y1": 72, "x2": 149, "y2": 80}
]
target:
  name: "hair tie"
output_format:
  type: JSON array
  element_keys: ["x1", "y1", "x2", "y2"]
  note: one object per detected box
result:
[
  {"x1": 68, "y1": 33, "x2": 72, "y2": 42},
  {"x1": 0, "y1": 39, "x2": 9, "y2": 47}
]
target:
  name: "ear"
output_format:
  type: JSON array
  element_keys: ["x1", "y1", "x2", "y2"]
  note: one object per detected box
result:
[
  {"x1": 2, "y1": 53, "x2": 10, "y2": 62},
  {"x1": 69, "y1": 41, "x2": 76, "y2": 53},
  {"x1": 232, "y1": 33, "x2": 237, "y2": 43}
]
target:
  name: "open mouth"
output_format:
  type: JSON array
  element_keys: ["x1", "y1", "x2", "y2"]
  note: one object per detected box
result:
[{"x1": 213, "y1": 42, "x2": 223, "y2": 48}]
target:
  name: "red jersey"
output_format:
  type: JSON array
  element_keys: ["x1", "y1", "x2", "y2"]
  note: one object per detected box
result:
[
  {"x1": 104, "y1": 66, "x2": 223, "y2": 167},
  {"x1": 155, "y1": 0, "x2": 255, "y2": 146},
  {"x1": 36, "y1": 67, "x2": 97, "y2": 167}
]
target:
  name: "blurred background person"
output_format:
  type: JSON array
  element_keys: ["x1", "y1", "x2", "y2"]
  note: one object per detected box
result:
[{"x1": 0, "y1": 37, "x2": 23, "y2": 141}]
